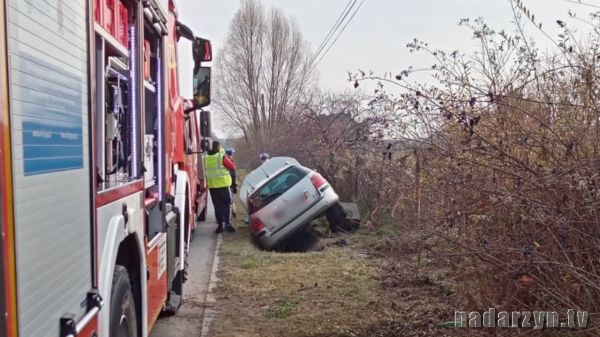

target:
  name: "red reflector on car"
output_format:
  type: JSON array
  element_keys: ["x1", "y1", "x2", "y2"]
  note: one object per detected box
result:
[
  {"x1": 311, "y1": 173, "x2": 327, "y2": 188},
  {"x1": 249, "y1": 218, "x2": 265, "y2": 232}
]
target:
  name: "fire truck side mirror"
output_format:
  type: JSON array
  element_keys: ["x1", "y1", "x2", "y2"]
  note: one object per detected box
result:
[
  {"x1": 200, "y1": 110, "x2": 212, "y2": 138},
  {"x1": 193, "y1": 66, "x2": 211, "y2": 109},
  {"x1": 193, "y1": 37, "x2": 212, "y2": 62}
]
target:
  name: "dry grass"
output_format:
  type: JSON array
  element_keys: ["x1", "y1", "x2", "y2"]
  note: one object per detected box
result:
[
  {"x1": 209, "y1": 224, "x2": 390, "y2": 337},
  {"x1": 208, "y1": 192, "x2": 385, "y2": 336},
  {"x1": 207, "y1": 190, "x2": 466, "y2": 337},
  {"x1": 209, "y1": 223, "x2": 477, "y2": 337}
]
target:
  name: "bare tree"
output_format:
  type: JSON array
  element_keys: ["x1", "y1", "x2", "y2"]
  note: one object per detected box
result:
[
  {"x1": 268, "y1": 89, "x2": 388, "y2": 200},
  {"x1": 214, "y1": 0, "x2": 317, "y2": 153}
]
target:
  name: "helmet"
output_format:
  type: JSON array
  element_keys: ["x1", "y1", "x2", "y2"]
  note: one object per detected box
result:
[
  {"x1": 225, "y1": 148, "x2": 235, "y2": 155},
  {"x1": 259, "y1": 153, "x2": 270, "y2": 160}
]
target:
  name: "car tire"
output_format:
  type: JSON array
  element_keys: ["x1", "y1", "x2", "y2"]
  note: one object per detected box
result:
[
  {"x1": 326, "y1": 202, "x2": 359, "y2": 232},
  {"x1": 110, "y1": 265, "x2": 138, "y2": 337}
]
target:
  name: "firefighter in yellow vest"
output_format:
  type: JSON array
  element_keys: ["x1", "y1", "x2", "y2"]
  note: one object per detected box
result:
[{"x1": 204, "y1": 141, "x2": 236, "y2": 233}]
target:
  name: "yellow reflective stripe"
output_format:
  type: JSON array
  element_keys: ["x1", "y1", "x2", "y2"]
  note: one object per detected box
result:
[
  {"x1": 206, "y1": 167, "x2": 230, "y2": 175},
  {"x1": 207, "y1": 168, "x2": 228, "y2": 173},
  {"x1": 206, "y1": 166, "x2": 227, "y2": 171},
  {"x1": 206, "y1": 168, "x2": 228, "y2": 173},
  {"x1": 206, "y1": 172, "x2": 230, "y2": 178}
]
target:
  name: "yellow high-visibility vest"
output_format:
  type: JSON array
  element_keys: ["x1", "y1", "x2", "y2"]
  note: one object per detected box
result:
[{"x1": 204, "y1": 152, "x2": 232, "y2": 189}]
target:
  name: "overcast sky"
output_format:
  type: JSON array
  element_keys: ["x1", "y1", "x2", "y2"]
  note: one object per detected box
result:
[{"x1": 175, "y1": 0, "x2": 593, "y2": 137}]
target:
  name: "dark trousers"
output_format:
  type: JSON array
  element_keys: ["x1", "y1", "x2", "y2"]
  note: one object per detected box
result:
[{"x1": 210, "y1": 187, "x2": 232, "y2": 226}]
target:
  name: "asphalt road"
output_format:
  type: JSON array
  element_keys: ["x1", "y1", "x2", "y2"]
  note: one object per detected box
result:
[{"x1": 149, "y1": 197, "x2": 219, "y2": 337}]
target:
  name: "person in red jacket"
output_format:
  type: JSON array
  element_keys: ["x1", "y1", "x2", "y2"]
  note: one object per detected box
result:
[{"x1": 225, "y1": 148, "x2": 237, "y2": 218}]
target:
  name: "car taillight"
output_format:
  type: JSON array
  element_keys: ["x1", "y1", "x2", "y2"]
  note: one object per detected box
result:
[
  {"x1": 311, "y1": 173, "x2": 327, "y2": 188},
  {"x1": 249, "y1": 218, "x2": 265, "y2": 232}
]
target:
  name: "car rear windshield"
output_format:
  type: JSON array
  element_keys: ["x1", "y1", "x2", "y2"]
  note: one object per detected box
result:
[{"x1": 248, "y1": 165, "x2": 311, "y2": 214}]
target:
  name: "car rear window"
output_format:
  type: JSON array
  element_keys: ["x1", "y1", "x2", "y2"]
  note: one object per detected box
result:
[{"x1": 248, "y1": 165, "x2": 311, "y2": 214}]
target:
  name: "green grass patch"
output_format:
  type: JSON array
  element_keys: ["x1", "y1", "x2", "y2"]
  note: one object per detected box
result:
[{"x1": 264, "y1": 299, "x2": 299, "y2": 319}]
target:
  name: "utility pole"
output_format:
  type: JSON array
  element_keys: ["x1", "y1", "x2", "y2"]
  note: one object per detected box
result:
[{"x1": 260, "y1": 93, "x2": 266, "y2": 152}]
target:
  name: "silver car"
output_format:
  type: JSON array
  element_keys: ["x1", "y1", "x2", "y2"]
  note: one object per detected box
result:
[{"x1": 239, "y1": 157, "x2": 339, "y2": 250}]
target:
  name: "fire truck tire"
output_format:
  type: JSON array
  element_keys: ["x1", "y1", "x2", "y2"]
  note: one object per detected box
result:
[
  {"x1": 189, "y1": 200, "x2": 196, "y2": 242},
  {"x1": 162, "y1": 270, "x2": 184, "y2": 316},
  {"x1": 110, "y1": 265, "x2": 138, "y2": 337}
]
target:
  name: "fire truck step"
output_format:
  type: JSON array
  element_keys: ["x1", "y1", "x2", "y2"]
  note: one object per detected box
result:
[{"x1": 164, "y1": 291, "x2": 182, "y2": 311}]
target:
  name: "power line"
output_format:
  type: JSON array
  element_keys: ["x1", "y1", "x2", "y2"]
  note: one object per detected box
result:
[
  {"x1": 308, "y1": 0, "x2": 357, "y2": 68},
  {"x1": 312, "y1": 0, "x2": 366, "y2": 69},
  {"x1": 308, "y1": 0, "x2": 356, "y2": 66}
]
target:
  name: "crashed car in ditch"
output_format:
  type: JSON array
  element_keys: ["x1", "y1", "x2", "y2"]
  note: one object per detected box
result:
[{"x1": 239, "y1": 157, "x2": 341, "y2": 250}]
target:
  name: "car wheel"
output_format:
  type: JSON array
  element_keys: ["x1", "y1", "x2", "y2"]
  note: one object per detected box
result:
[{"x1": 326, "y1": 202, "x2": 359, "y2": 232}]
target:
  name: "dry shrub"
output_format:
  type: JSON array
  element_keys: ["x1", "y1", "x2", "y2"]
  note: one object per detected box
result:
[
  {"x1": 367, "y1": 7, "x2": 600, "y2": 330},
  {"x1": 278, "y1": 4, "x2": 600, "y2": 333}
]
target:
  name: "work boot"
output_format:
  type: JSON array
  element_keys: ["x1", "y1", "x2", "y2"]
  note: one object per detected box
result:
[
  {"x1": 215, "y1": 224, "x2": 224, "y2": 234},
  {"x1": 225, "y1": 223, "x2": 236, "y2": 232}
]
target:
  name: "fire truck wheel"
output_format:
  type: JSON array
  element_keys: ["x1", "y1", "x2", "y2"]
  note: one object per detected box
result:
[
  {"x1": 110, "y1": 265, "x2": 138, "y2": 337},
  {"x1": 162, "y1": 270, "x2": 184, "y2": 316},
  {"x1": 188, "y1": 202, "x2": 196, "y2": 242}
]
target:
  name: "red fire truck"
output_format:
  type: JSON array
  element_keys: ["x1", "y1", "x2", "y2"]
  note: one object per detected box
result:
[
  {"x1": 0, "y1": 0, "x2": 212, "y2": 336},
  {"x1": 181, "y1": 97, "x2": 210, "y2": 229}
]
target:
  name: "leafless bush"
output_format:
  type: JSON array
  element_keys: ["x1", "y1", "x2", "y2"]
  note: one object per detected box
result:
[
  {"x1": 287, "y1": 3, "x2": 600, "y2": 333},
  {"x1": 267, "y1": 90, "x2": 396, "y2": 206}
]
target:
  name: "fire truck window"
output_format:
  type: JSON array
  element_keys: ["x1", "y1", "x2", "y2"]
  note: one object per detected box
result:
[{"x1": 104, "y1": 80, "x2": 132, "y2": 184}]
